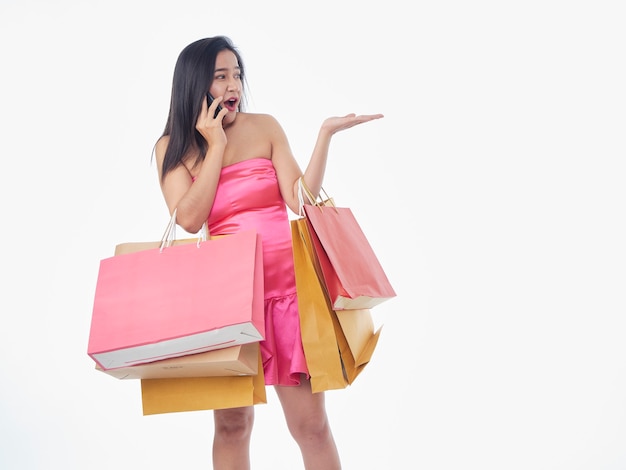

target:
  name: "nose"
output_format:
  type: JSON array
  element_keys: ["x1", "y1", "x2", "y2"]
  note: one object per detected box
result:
[{"x1": 227, "y1": 76, "x2": 240, "y2": 92}]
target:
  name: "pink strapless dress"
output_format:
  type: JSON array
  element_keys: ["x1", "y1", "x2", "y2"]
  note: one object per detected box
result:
[{"x1": 206, "y1": 157, "x2": 308, "y2": 386}]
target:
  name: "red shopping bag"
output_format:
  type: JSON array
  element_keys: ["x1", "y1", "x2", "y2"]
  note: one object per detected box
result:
[
  {"x1": 300, "y1": 180, "x2": 396, "y2": 310},
  {"x1": 88, "y1": 223, "x2": 265, "y2": 371}
]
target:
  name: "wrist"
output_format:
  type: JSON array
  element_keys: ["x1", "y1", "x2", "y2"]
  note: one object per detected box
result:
[
  {"x1": 206, "y1": 141, "x2": 226, "y2": 155},
  {"x1": 318, "y1": 126, "x2": 334, "y2": 140}
]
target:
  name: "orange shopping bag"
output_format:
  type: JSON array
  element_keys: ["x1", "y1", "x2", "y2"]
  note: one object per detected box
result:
[{"x1": 292, "y1": 218, "x2": 346, "y2": 393}]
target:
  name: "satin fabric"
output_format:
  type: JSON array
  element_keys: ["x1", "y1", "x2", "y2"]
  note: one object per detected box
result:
[{"x1": 203, "y1": 157, "x2": 308, "y2": 386}]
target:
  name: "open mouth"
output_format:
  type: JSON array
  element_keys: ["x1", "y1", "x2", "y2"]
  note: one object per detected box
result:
[{"x1": 223, "y1": 98, "x2": 238, "y2": 111}]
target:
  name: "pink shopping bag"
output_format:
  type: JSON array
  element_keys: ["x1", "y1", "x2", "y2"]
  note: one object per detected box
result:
[{"x1": 88, "y1": 228, "x2": 264, "y2": 370}]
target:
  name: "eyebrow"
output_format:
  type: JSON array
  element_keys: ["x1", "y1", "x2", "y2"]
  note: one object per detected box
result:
[{"x1": 214, "y1": 66, "x2": 241, "y2": 73}]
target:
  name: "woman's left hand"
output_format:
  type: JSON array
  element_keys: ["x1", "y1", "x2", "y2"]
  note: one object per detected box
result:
[{"x1": 321, "y1": 113, "x2": 384, "y2": 135}]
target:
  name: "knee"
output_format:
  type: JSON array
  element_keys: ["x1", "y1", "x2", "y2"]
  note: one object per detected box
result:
[
  {"x1": 214, "y1": 407, "x2": 254, "y2": 441},
  {"x1": 289, "y1": 411, "x2": 331, "y2": 443}
]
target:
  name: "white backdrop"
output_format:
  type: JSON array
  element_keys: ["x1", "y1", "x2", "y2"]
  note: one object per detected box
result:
[{"x1": 1, "y1": 1, "x2": 625, "y2": 469}]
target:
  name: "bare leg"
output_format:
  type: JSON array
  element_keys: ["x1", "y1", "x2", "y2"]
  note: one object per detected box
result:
[
  {"x1": 274, "y1": 378, "x2": 341, "y2": 470},
  {"x1": 212, "y1": 406, "x2": 254, "y2": 470}
]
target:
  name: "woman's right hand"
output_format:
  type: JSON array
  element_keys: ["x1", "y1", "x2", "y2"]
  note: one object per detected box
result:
[{"x1": 196, "y1": 95, "x2": 228, "y2": 147}]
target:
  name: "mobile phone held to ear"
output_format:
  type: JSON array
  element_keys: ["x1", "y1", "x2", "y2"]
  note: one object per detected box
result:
[{"x1": 207, "y1": 93, "x2": 223, "y2": 119}]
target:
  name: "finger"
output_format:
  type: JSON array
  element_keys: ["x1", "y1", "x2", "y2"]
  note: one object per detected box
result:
[{"x1": 209, "y1": 96, "x2": 225, "y2": 119}]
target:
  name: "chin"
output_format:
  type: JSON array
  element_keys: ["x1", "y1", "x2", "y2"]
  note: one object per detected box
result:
[{"x1": 223, "y1": 112, "x2": 237, "y2": 126}]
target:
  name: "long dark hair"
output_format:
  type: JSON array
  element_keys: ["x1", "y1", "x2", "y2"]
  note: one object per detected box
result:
[{"x1": 157, "y1": 36, "x2": 246, "y2": 181}]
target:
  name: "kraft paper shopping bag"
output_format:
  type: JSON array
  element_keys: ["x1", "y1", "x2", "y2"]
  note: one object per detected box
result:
[
  {"x1": 140, "y1": 344, "x2": 266, "y2": 414},
  {"x1": 88, "y1": 216, "x2": 265, "y2": 370},
  {"x1": 292, "y1": 218, "x2": 347, "y2": 393}
]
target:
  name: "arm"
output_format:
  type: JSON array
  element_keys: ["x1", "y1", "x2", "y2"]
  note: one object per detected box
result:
[
  {"x1": 271, "y1": 113, "x2": 384, "y2": 213},
  {"x1": 155, "y1": 98, "x2": 227, "y2": 233}
]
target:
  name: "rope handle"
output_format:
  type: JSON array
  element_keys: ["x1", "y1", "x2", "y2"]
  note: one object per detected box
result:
[
  {"x1": 159, "y1": 208, "x2": 209, "y2": 251},
  {"x1": 298, "y1": 177, "x2": 336, "y2": 217}
]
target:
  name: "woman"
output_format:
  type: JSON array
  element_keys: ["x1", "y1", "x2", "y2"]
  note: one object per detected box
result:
[{"x1": 155, "y1": 35, "x2": 383, "y2": 470}]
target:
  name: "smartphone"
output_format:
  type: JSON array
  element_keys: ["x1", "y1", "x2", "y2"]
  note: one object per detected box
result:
[{"x1": 206, "y1": 93, "x2": 223, "y2": 119}]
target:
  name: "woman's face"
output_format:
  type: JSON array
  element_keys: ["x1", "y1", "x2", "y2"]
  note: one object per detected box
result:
[{"x1": 209, "y1": 49, "x2": 242, "y2": 125}]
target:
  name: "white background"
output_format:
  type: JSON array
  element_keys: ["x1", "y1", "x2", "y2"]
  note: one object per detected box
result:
[{"x1": 1, "y1": 1, "x2": 625, "y2": 469}]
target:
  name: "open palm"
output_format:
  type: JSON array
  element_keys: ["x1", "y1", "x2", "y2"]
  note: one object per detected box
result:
[{"x1": 321, "y1": 113, "x2": 384, "y2": 135}]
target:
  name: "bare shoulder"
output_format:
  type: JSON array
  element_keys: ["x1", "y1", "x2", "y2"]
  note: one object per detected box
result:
[{"x1": 154, "y1": 135, "x2": 170, "y2": 164}]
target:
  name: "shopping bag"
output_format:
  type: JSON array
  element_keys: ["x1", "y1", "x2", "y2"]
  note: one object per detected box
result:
[
  {"x1": 293, "y1": 218, "x2": 383, "y2": 391},
  {"x1": 140, "y1": 343, "x2": 267, "y2": 414},
  {"x1": 291, "y1": 218, "x2": 347, "y2": 393},
  {"x1": 88, "y1": 212, "x2": 265, "y2": 370},
  {"x1": 96, "y1": 342, "x2": 258, "y2": 379},
  {"x1": 331, "y1": 309, "x2": 382, "y2": 384},
  {"x1": 299, "y1": 179, "x2": 396, "y2": 310}
]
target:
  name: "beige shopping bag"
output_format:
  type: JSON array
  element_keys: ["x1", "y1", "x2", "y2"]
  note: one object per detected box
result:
[
  {"x1": 96, "y1": 343, "x2": 258, "y2": 379},
  {"x1": 332, "y1": 309, "x2": 382, "y2": 384}
]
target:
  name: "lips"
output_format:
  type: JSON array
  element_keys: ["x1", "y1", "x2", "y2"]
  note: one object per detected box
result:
[{"x1": 223, "y1": 97, "x2": 238, "y2": 111}]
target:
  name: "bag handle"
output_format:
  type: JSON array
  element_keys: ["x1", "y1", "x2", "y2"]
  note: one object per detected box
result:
[
  {"x1": 298, "y1": 177, "x2": 336, "y2": 217},
  {"x1": 159, "y1": 209, "x2": 209, "y2": 252}
]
